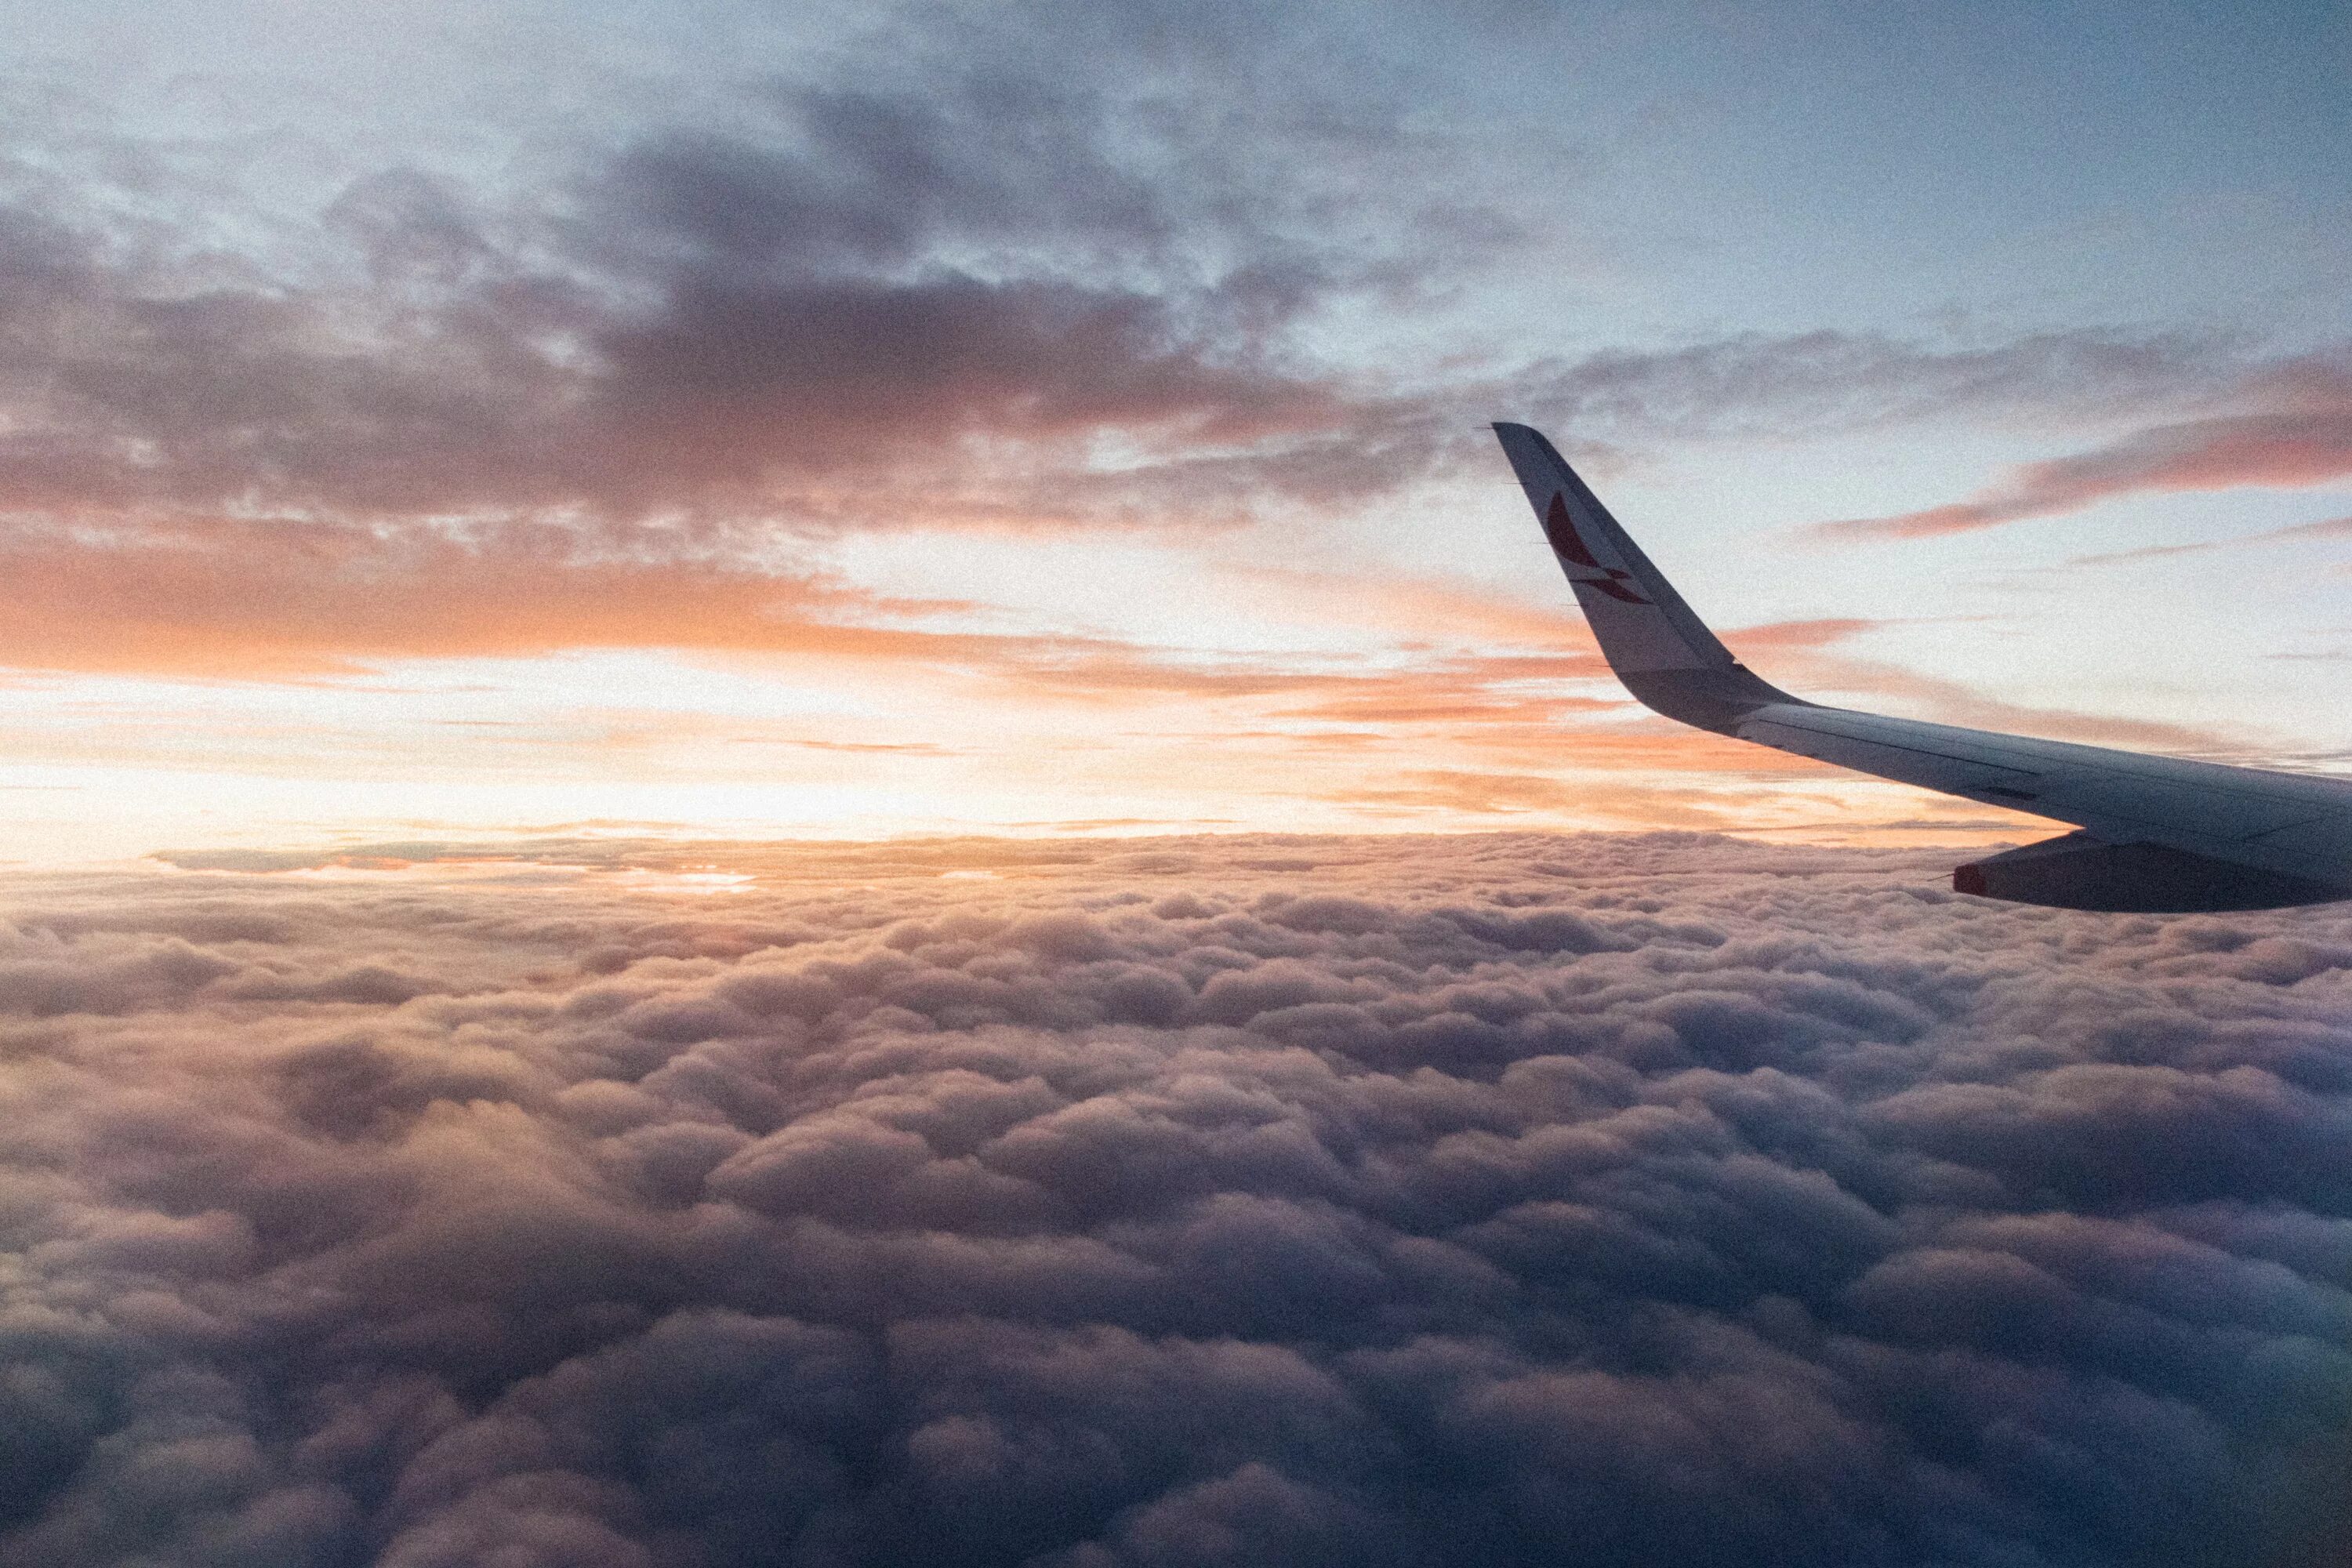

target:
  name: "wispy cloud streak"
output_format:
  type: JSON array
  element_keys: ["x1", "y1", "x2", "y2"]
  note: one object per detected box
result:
[{"x1": 1815, "y1": 358, "x2": 2352, "y2": 541}]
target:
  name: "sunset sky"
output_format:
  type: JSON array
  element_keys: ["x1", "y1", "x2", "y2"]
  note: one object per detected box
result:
[
  {"x1": 2, "y1": 0, "x2": 2348, "y2": 860},
  {"x1": 7, "y1": 10, "x2": 2352, "y2": 1566}
]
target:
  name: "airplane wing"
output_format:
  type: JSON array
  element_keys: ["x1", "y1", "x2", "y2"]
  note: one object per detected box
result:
[{"x1": 1492, "y1": 421, "x2": 2352, "y2": 912}]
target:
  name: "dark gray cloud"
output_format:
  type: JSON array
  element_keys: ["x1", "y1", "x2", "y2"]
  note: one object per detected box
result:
[
  {"x1": 2, "y1": 833, "x2": 2348, "y2": 1565},
  {"x1": 0, "y1": 46, "x2": 1402, "y2": 535},
  {"x1": 1514, "y1": 328, "x2": 2235, "y2": 445},
  {"x1": 0, "y1": 6, "x2": 2278, "y2": 554}
]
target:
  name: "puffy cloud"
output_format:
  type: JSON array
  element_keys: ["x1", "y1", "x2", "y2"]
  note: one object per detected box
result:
[
  {"x1": 2, "y1": 833, "x2": 2348, "y2": 1564},
  {"x1": 0, "y1": 514, "x2": 1024, "y2": 677}
]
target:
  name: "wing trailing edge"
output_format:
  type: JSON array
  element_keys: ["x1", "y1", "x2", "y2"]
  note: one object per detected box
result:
[{"x1": 1493, "y1": 422, "x2": 2352, "y2": 913}]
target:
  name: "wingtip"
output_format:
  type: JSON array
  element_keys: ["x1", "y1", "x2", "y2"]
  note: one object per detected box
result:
[{"x1": 1490, "y1": 422, "x2": 1570, "y2": 470}]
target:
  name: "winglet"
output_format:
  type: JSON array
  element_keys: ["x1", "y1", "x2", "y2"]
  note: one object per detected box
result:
[{"x1": 1493, "y1": 423, "x2": 1800, "y2": 732}]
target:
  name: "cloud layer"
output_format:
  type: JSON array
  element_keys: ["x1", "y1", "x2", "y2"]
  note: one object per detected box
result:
[{"x1": 2, "y1": 833, "x2": 2347, "y2": 1566}]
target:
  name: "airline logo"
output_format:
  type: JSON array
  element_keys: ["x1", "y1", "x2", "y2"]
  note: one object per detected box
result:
[{"x1": 1543, "y1": 494, "x2": 1651, "y2": 604}]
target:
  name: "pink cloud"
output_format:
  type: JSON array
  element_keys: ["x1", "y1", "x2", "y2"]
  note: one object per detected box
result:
[{"x1": 1813, "y1": 359, "x2": 2352, "y2": 540}]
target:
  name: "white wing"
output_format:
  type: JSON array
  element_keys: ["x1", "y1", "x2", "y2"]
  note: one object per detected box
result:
[{"x1": 1493, "y1": 422, "x2": 2352, "y2": 912}]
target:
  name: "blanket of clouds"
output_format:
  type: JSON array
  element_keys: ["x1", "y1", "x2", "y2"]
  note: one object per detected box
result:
[{"x1": 2, "y1": 832, "x2": 2348, "y2": 1566}]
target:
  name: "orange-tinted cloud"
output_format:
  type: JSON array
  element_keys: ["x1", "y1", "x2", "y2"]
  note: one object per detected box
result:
[
  {"x1": 1720, "y1": 618, "x2": 1881, "y2": 650},
  {"x1": 0, "y1": 517, "x2": 1050, "y2": 677}
]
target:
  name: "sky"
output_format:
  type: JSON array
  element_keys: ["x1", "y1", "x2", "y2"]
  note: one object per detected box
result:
[
  {"x1": 0, "y1": 0, "x2": 2347, "y2": 859},
  {"x1": 5, "y1": 8, "x2": 2352, "y2": 1566}
]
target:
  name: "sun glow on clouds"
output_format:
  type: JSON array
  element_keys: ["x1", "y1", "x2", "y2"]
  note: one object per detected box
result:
[
  {"x1": 0, "y1": 451, "x2": 2118, "y2": 861},
  {"x1": 0, "y1": 597, "x2": 2045, "y2": 864},
  {"x1": 2, "y1": 2, "x2": 2349, "y2": 862},
  {"x1": 0, "y1": 445, "x2": 2291, "y2": 863}
]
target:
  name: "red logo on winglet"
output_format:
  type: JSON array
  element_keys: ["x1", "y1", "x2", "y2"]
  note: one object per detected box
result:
[{"x1": 1544, "y1": 494, "x2": 1651, "y2": 604}]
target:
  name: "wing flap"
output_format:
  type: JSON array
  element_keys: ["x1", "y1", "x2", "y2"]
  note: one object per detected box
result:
[
  {"x1": 1955, "y1": 833, "x2": 2350, "y2": 912},
  {"x1": 2038, "y1": 778, "x2": 2320, "y2": 842}
]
